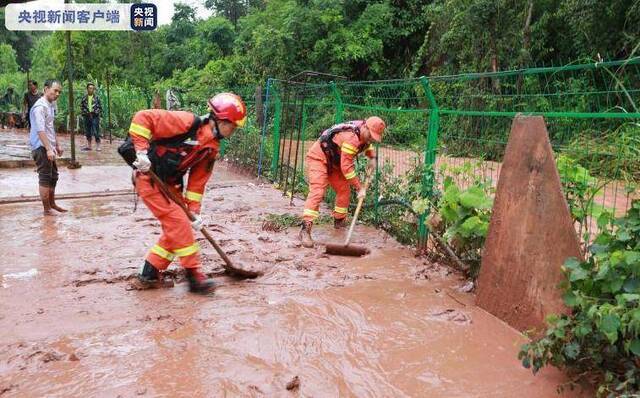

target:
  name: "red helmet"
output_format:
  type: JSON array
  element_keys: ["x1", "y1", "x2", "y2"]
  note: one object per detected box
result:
[{"x1": 208, "y1": 92, "x2": 247, "y2": 127}]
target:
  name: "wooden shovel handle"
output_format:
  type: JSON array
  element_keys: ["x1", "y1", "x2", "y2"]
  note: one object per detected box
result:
[{"x1": 344, "y1": 168, "x2": 372, "y2": 246}]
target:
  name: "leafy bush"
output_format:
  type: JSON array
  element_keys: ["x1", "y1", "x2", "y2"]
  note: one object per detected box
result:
[
  {"x1": 556, "y1": 154, "x2": 613, "y2": 250},
  {"x1": 519, "y1": 200, "x2": 640, "y2": 397},
  {"x1": 430, "y1": 159, "x2": 494, "y2": 277},
  {"x1": 222, "y1": 123, "x2": 268, "y2": 173},
  {"x1": 364, "y1": 157, "x2": 427, "y2": 245}
]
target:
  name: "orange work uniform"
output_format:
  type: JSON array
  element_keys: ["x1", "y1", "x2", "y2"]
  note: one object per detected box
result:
[
  {"x1": 303, "y1": 121, "x2": 375, "y2": 222},
  {"x1": 129, "y1": 110, "x2": 219, "y2": 271}
]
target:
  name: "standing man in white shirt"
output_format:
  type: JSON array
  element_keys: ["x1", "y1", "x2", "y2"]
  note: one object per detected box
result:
[{"x1": 29, "y1": 79, "x2": 66, "y2": 216}]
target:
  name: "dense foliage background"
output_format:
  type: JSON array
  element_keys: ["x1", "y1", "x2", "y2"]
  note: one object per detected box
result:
[{"x1": 1, "y1": 0, "x2": 638, "y2": 93}]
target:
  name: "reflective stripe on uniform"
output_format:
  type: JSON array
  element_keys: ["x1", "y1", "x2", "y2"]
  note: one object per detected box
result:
[
  {"x1": 185, "y1": 191, "x2": 203, "y2": 202},
  {"x1": 129, "y1": 123, "x2": 151, "y2": 140},
  {"x1": 334, "y1": 206, "x2": 348, "y2": 214},
  {"x1": 341, "y1": 143, "x2": 358, "y2": 155},
  {"x1": 303, "y1": 209, "x2": 320, "y2": 218},
  {"x1": 151, "y1": 244, "x2": 176, "y2": 261},
  {"x1": 344, "y1": 170, "x2": 357, "y2": 180},
  {"x1": 173, "y1": 243, "x2": 200, "y2": 257}
]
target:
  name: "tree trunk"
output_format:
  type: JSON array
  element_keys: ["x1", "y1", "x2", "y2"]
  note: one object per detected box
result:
[
  {"x1": 522, "y1": 0, "x2": 534, "y2": 65},
  {"x1": 490, "y1": 38, "x2": 500, "y2": 92}
]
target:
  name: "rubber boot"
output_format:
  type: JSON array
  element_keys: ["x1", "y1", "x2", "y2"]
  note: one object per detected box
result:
[
  {"x1": 334, "y1": 217, "x2": 347, "y2": 230},
  {"x1": 186, "y1": 268, "x2": 216, "y2": 295},
  {"x1": 137, "y1": 260, "x2": 174, "y2": 289},
  {"x1": 299, "y1": 221, "x2": 315, "y2": 248}
]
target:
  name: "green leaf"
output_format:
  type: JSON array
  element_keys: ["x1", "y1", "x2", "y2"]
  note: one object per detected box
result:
[
  {"x1": 630, "y1": 339, "x2": 640, "y2": 356},
  {"x1": 589, "y1": 244, "x2": 608, "y2": 254},
  {"x1": 575, "y1": 324, "x2": 591, "y2": 338},
  {"x1": 564, "y1": 257, "x2": 581, "y2": 270},
  {"x1": 440, "y1": 206, "x2": 458, "y2": 223},
  {"x1": 563, "y1": 342, "x2": 580, "y2": 359},
  {"x1": 569, "y1": 266, "x2": 589, "y2": 282},
  {"x1": 610, "y1": 250, "x2": 625, "y2": 266},
  {"x1": 443, "y1": 184, "x2": 460, "y2": 204},
  {"x1": 624, "y1": 251, "x2": 640, "y2": 266},
  {"x1": 458, "y1": 186, "x2": 492, "y2": 210},
  {"x1": 608, "y1": 278, "x2": 624, "y2": 294},
  {"x1": 563, "y1": 291, "x2": 579, "y2": 307},
  {"x1": 459, "y1": 216, "x2": 488, "y2": 238},
  {"x1": 443, "y1": 176, "x2": 454, "y2": 191},
  {"x1": 622, "y1": 293, "x2": 640, "y2": 302},
  {"x1": 595, "y1": 262, "x2": 610, "y2": 280},
  {"x1": 599, "y1": 314, "x2": 621, "y2": 344},
  {"x1": 597, "y1": 211, "x2": 613, "y2": 229},
  {"x1": 617, "y1": 230, "x2": 632, "y2": 242},
  {"x1": 623, "y1": 278, "x2": 640, "y2": 293}
]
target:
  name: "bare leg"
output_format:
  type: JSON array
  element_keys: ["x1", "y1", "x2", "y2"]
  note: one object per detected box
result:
[
  {"x1": 49, "y1": 186, "x2": 67, "y2": 213},
  {"x1": 39, "y1": 185, "x2": 55, "y2": 216}
]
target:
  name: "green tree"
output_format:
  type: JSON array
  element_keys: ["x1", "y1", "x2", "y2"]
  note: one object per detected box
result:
[
  {"x1": 0, "y1": 43, "x2": 19, "y2": 74},
  {"x1": 205, "y1": 0, "x2": 265, "y2": 26}
]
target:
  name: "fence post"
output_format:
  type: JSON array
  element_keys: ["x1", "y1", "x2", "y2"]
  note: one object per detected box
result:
[
  {"x1": 258, "y1": 78, "x2": 272, "y2": 177},
  {"x1": 418, "y1": 76, "x2": 440, "y2": 251},
  {"x1": 330, "y1": 81, "x2": 344, "y2": 123},
  {"x1": 106, "y1": 70, "x2": 112, "y2": 143},
  {"x1": 299, "y1": 100, "x2": 308, "y2": 183},
  {"x1": 270, "y1": 84, "x2": 282, "y2": 178},
  {"x1": 65, "y1": 29, "x2": 80, "y2": 169}
]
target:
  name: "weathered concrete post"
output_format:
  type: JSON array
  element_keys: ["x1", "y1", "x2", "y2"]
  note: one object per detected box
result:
[{"x1": 476, "y1": 115, "x2": 582, "y2": 333}]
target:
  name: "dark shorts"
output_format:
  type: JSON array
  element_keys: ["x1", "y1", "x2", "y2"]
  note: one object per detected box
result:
[{"x1": 32, "y1": 146, "x2": 58, "y2": 187}]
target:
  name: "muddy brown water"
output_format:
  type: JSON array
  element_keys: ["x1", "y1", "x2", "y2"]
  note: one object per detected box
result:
[{"x1": 0, "y1": 161, "x2": 590, "y2": 397}]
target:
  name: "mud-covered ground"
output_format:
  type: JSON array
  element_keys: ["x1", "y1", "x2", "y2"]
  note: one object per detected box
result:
[{"x1": 0, "y1": 130, "x2": 588, "y2": 397}]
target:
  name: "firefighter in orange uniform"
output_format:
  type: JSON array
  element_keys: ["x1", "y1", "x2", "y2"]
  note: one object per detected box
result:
[
  {"x1": 129, "y1": 93, "x2": 247, "y2": 294},
  {"x1": 300, "y1": 117, "x2": 386, "y2": 247}
]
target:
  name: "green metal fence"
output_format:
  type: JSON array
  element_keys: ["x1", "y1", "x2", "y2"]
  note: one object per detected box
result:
[
  {"x1": 258, "y1": 57, "x2": 640, "y2": 253},
  {"x1": 264, "y1": 77, "x2": 440, "y2": 247}
]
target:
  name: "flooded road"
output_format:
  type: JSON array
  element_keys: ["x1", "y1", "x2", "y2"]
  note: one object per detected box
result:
[{"x1": 0, "y1": 162, "x2": 588, "y2": 397}]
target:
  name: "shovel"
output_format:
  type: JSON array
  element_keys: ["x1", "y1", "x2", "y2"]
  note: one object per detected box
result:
[
  {"x1": 147, "y1": 170, "x2": 261, "y2": 279},
  {"x1": 325, "y1": 168, "x2": 372, "y2": 257}
]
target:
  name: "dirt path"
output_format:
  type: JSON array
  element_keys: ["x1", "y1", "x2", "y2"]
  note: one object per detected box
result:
[{"x1": 0, "y1": 155, "x2": 590, "y2": 397}]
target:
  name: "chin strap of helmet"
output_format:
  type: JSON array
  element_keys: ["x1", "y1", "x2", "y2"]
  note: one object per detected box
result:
[{"x1": 207, "y1": 112, "x2": 226, "y2": 140}]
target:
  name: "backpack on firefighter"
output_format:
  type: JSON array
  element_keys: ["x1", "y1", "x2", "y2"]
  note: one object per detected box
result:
[
  {"x1": 318, "y1": 121, "x2": 367, "y2": 172},
  {"x1": 118, "y1": 113, "x2": 204, "y2": 185}
]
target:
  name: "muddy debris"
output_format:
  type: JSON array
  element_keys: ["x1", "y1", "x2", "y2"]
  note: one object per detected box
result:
[
  {"x1": 286, "y1": 376, "x2": 300, "y2": 391},
  {"x1": 248, "y1": 385, "x2": 264, "y2": 394},
  {"x1": 429, "y1": 309, "x2": 472, "y2": 325},
  {"x1": 41, "y1": 351, "x2": 64, "y2": 363},
  {"x1": 136, "y1": 387, "x2": 147, "y2": 395},
  {"x1": 68, "y1": 353, "x2": 80, "y2": 361},
  {"x1": 458, "y1": 280, "x2": 475, "y2": 293},
  {"x1": 261, "y1": 220, "x2": 283, "y2": 232},
  {"x1": 126, "y1": 276, "x2": 176, "y2": 291},
  {"x1": 295, "y1": 262, "x2": 311, "y2": 272},
  {"x1": 74, "y1": 274, "x2": 137, "y2": 287},
  {"x1": 0, "y1": 384, "x2": 17, "y2": 396},
  {"x1": 257, "y1": 234, "x2": 272, "y2": 242}
]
